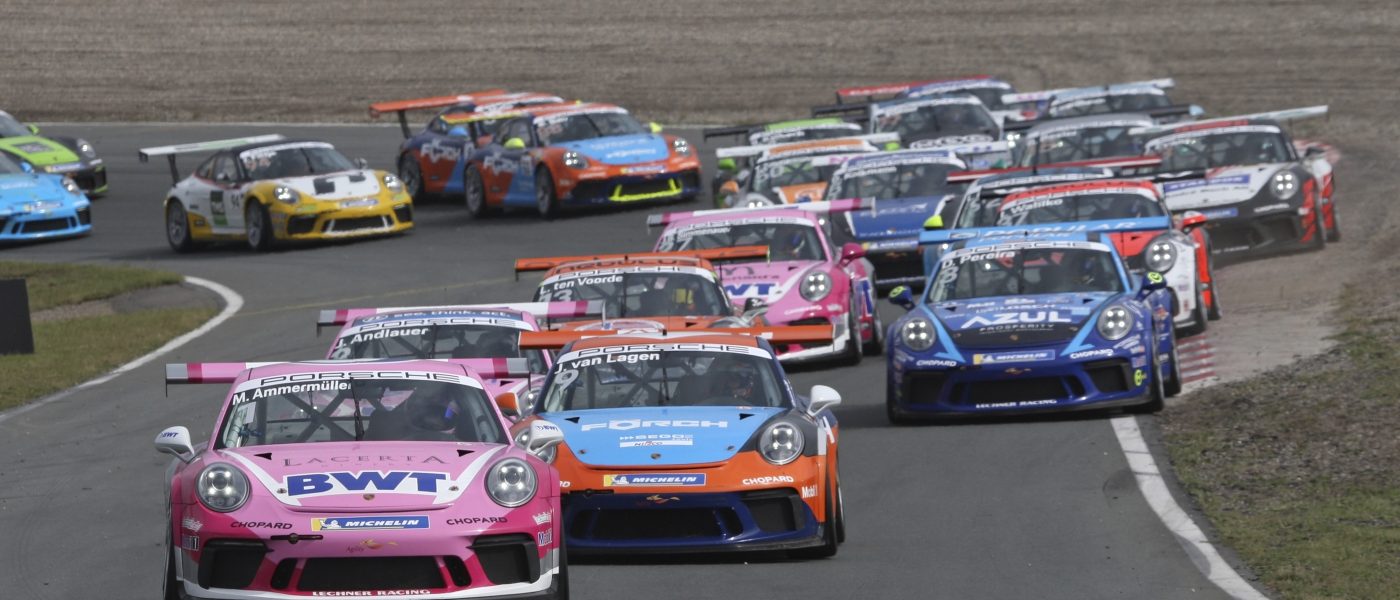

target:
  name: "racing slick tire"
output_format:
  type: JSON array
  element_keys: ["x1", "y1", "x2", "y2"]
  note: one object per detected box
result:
[
  {"x1": 245, "y1": 201, "x2": 275, "y2": 252},
  {"x1": 548, "y1": 539, "x2": 570, "y2": 600},
  {"x1": 840, "y1": 296, "x2": 863, "y2": 366},
  {"x1": 885, "y1": 383, "x2": 919, "y2": 425},
  {"x1": 162, "y1": 525, "x2": 181, "y2": 600},
  {"x1": 1163, "y1": 327, "x2": 1183, "y2": 398},
  {"x1": 535, "y1": 168, "x2": 560, "y2": 220},
  {"x1": 1129, "y1": 338, "x2": 1167, "y2": 414},
  {"x1": 862, "y1": 301, "x2": 884, "y2": 356},
  {"x1": 1326, "y1": 206, "x2": 1342, "y2": 242},
  {"x1": 398, "y1": 154, "x2": 425, "y2": 202},
  {"x1": 165, "y1": 201, "x2": 195, "y2": 253},
  {"x1": 1179, "y1": 287, "x2": 1209, "y2": 338},
  {"x1": 1307, "y1": 209, "x2": 1327, "y2": 251},
  {"x1": 789, "y1": 477, "x2": 840, "y2": 559},
  {"x1": 463, "y1": 164, "x2": 493, "y2": 218}
]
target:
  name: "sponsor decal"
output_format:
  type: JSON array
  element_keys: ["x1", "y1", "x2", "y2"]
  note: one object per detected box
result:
[
  {"x1": 339, "y1": 198, "x2": 378, "y2": 209},
  {"x1": 446, "y1": 517, "x2": 507, "y2": 525},
  {"x1": 1132, "y1": 356, "x2": 1148, "y2": 368},
  {"x1": 284, "y1": 471, "x2": 450, "y2": 498},
  {"x1": 582, "y1": 419, "x2": 727, "y2": 432},
  {"x1": 556, "y1": 342, "x2": 771, "y2": 363},
  {"x1": 560, "y1": 481, "x2": 571, "y2": 489},
  {"x1": 1253, "y1": 202, "x2": 1290, "y2": 214},
  {"x1": 644, "y1": 494, "x2": 680, "y2": 504},
  {"x1": 622, "y1": 165, "x2": 666, "y2": 174},
  {"x1": 962, "y1": 311, "x2": 1072, "y2": 330},
  {"x1": 800, "y1": 485, "x2": 818, "y2": 499},
  {"x1": 1069, "y1": 348, "x2": 1114, "y2": 360},
  {"x1": 619, "y1": 433, "x2": 695, "y2": 447},
  {"x1": 159, "y1": 430, "x2": 182, "y2": 440},
  {"x1": 972, "y1": 350, "x2": 1056, "y2": 365},
  {"x1": 311, "y1": 516, "x2": 429, "y2": 531},
  {"x1": 742, "y1": 475, "x2": 796, "y2": 486},
  {"x1": 915, "y1": 359, "x2": 959, "y2": 368},
  {"x1": 282, "y1": 455, "x2": 448, "y2": 467},
  {"x1": 532, "y1": 512, "x2": 552, "y2": 526},
  {"x1": 1134, "y1": 369, "x2": 1147, "y2": 386},
  {"x1": 181, "y1": 517, "x2": 203, "y2": 533},
  {"x1": 537, "y1": 529, "x2": 553, "y2": 545},
  {"x1": 181, "y1": 534, "x2": 200, "y2": 552},
  {"x1": 603, "y1": 473, "x2": 706, "y2": 487},
  {"x1": 724, "y1": 282, "x2": 778, "y2": 297},
  {"x1": 564, "y1": 352, "x2": 660, "y2": 367},
  {"x1": 419, "y1": 138, "x2": 461, "y2": 164},
  {"x1": 347, "y1": 539, "x2": 398, "y2": 553},
  {"x1": 231, "y1": 521, "x2": 292, "y2": 530},
  {"x1": 310, "y1": 591, "x2": 434, "y2": 597},
  {"x1": 975, "y1": 399, "x2": 1057, "y2": 409}
]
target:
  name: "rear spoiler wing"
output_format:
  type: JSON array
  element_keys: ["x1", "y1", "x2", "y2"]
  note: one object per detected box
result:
[
  {"x1": 368, "y1": 90, "x2": 508, "y2": 137},
  {"x1": 513, "y1": 245, "x2": 771, "y2": 277},
  {"x1": 1000, "y1": 78, "x2": 1176, "y2": 106},
  {"x1": 165, "y1": 358, "x2": 532, "y2": 389},
  {"x1": 138, "y1": 134, "x2": 286, "y2": 184},
  {"x1": 835, "y1": 76, "x2": 993, "y2": 104},
  {"x1": 714, "y1": 133, "x2": 899, "y2": 159},
  {"x1": 646, "y1": 198, "x2": 869, "y2": 228},
  {"x1": 1002, "y1": 104, "x2": 1204, "y2": 134},
  {"x1": 811, "y1": 103, "x2": 871, "y2": 120},
  {"x1": 918, "y1": 217, "x2": 1174, "y2": 246},
  {"x1": 702, "y1": 124, "x2": 761, "y2": 140},
  {"x1": 518, "y1": 324, "x2": 835, "y2": 350},
  {"x1": 1129, "y1": 105, "x2": 1329, "y2": 137},
  {"x1": 315, "y1": 301, "x2": 607, "y2": 333},
  {"x1": 947, "y1": 156, "x2": 1161, "y2": 184}
]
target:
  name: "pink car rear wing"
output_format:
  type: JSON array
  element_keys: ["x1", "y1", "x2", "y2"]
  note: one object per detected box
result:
[{"x1": 316, "y1": 301, "x2": 605, "y2": 332}]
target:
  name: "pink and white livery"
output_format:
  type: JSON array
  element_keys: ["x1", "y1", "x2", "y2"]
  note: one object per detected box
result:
[
  {"x1": 156, "y1": 359, "x2": 568, "y2": 600},
  {"x1": 647, "y1": 199, "x2": 881, "y2": 364}
]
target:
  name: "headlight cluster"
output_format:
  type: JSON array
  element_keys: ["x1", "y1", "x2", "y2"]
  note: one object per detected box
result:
[
  {"x1": 799, "y1": 270, "x2": 832, "y2": 301},
  {"x1": 758, "y1": 421, "x2": 804, "y2": 465},
  {"x1": 672, "y1": 138, "x2": 693, "y2": 156},
  {"x1": 1271, "y1": 171, "x2": 1298, "y2": 200},
  {"x1": 485, "y1": 458, "x2": 537, "y2": 507},
  {"x1": 1144, "y1": 235, "x2": 1177, "y2": 272},
  {"x1": 273, "y1": 186, "x2": 300, "y2": 204},
  {"x1": 76, "y1": 138, "x2": 97, "y2": 159},
  {"x1": 381, "y1": 173, "x2": 404, "y2": 193},
  {"x1": 901, "y1": 318, "x2": 935, "y2": 351},
  {"x1": 196, "y1": 464, "x2": 249, "y2": 512},
  {"x1": 1097, "y1": 305, "x2": 1134, "y2": 341},
  {"x1": 563, "y1": 151, "x2": 589, "y2": 169},
  {"x1": 1005, "y1": 131, "x2": 1023, "y2": 148},
  {"x1": 61, "y1": 177, "x2": 82, "y2": 195}
]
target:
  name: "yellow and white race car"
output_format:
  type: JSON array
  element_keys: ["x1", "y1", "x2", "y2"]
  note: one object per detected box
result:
[{"x1": 139, "y1": 135, "x2": 413, "y2": 252}]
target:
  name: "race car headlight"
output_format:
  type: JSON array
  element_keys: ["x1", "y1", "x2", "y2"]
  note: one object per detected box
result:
[
  {"x1": 1097, "y1": 305, "x2": 1134, "y2": 341},
  {"x1": 196, "y1": 463, "x2": 249, "y2": 513},
  {"x1": 273, "y1": 186, "x2": 300, "y2": 204},
  {"x1": 485, "y1": 458, "x2": 537, "y2": 507},
  {"x1": 381, "y1": 173, "x2": 404, "y2": 193},
  {"x1": 61, "y1": 177, "x2": 81, "y2": 195},
  {"x1": 76, "y1": 138, "x2": 97, "y2": 159},
  {"x1": 901, "y1": 317, "x2": 936, "y2": 351},
  {"x1": 672, "y1": 138, "x2": 693, "y2": 157},
  {"x1": 799, "y1": 270, "x2": 832, "y2": 302},
  {"x1": 758, "y1": 421, "x2": 804, "y2": 466},
  {"x1": 563, "y1": 151, "x2": 589, "y2": 169},
  {"x1": 1271, "y1": 171, "x2": 1298, "y2": 200},
  {"x1": 1005, "y1": 131, "x2": 1023, "y2": 148},
  {"x1": 513, "y1": 429, "x2": 556, "y2": 463},
  {"x1": 1144, "y1": 235, "x2": 1177, "y2": 272}
]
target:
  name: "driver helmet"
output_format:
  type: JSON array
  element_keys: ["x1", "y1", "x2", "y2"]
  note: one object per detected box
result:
[
  {"x1": 405, "y1": 385, "x2": 458, "y2": 432},
  {"x1": 708, "y1": 356, "x2": 761, "y2": 404}
]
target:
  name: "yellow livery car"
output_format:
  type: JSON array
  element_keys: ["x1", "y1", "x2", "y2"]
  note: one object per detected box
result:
[{"x1": 139, "y1": 134, "x2": 413, "y2": 252}]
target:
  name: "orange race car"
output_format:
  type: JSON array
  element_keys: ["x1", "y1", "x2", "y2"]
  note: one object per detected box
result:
[
  {"x1": 508, "y1": 327, "x2": 845, "y2": 556},
  {"x1": 713, "y1": 133, "x2": 898, "y2": 208}
]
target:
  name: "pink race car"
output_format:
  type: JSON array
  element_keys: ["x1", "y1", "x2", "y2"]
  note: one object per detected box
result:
[
  {"x1": 155, "y1": 359, "x2": 567, "y2": 600},
  {"x1": 647, "y1": 199, "x2": 882, "y2": 364}
]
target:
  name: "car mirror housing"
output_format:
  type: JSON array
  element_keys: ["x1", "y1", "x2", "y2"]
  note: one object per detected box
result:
[
  {"x1": 923, "y1": 214, "x2": 945, "y2": 230},
  {"x1": 27, "y1": 124, "x2": 40, "y2": 135},
  {"x1": 808, "y1": 385, "x2": 842, "y2": 416},
  {"x1": 649, "y1": 122, "x2": 663, "y2": 134},
  {"x1": 840, "y1": 242, "x2": 866, "y2": 263},
  {"x1": 888, "y1": 285, "x2": 915, "y2": 310},
  {"x1": 494, "y1": 392, "x2": 520, "y2": 419},
  {"x1": 154, "y1": 426, "x2": 195, "y2": 463}
]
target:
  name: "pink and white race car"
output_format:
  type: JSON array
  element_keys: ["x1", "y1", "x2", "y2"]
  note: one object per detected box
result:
[
  {"x1": 647, "y1": 199, "x2": 881, "y2": 364},
  {"x1": 155, "y1": 359, "x2": 567, "y2": 600}
]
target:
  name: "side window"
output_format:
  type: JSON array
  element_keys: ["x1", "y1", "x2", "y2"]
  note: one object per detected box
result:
[
  {"x1": 427, "y1": 117, "x2": 448, "y2": 134},
  {"x1": 194, "y1": 156, "x2": 215, "y2": 180},
  {"x1": 502, "y1": 120, "x2": 532, "y2": 147},
  {"x1": 213, "y1": 155, "x2": 239, "y2": 183}
]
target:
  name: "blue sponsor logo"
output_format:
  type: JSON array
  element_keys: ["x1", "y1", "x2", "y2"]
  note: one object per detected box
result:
[
  {"x1": 604, "y1": 473, "x2": 706, "y2": 487},
  {"x1": 723, "y1": 283, "x2": 777, "y2": 296},
  {"x1": 1200, "y1": 207, "x2": 1239, "y2": 219},
  {"x1": 285, "y1": 471, "x2": 450, "y2": 497},
  {"x1": 311, "y1": 516, "x2": 429, "y2": 531},
  {"x1": 1162, "y1": 175, "x2": 1250, "y2": 193},
  {"x1": 972, "y1": 349, "x2": 1055, "y2": 365}
]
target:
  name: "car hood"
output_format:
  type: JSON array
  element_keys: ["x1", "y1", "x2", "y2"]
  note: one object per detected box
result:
[
  {"x1": 560, "y1": 134, "x2": 670, "y2": 165},
  {"x1": 0, "y1": 174, "x2": 79, "y2": 208},
  {"x1": 773, "y1": 182, "x2": 829, "y2": 204},
  {"x1": 216, "y1": 442, "x2": 511, "y2": 509},
  {"x1": 0, "y1": 136, "x2": 78, "y2": 166},
  {"x1": 719, "y1": 260, "x2": 823, "y2": 306},
  {"x1": 276, "y1": 169, "x2": 384, "y2": 201},
  {"x1": 932, "y1": 292, "x2": 1110, "y2": 349},
  {"x1": 844, "y1": 196, "x2": 948, "y2": 241},
  {"x1": 541, "y1": 406, "x2": 785, "y2": 467},
  {"x1": 1160, "y1": 164, "x2": 1287, "y2": 211}
]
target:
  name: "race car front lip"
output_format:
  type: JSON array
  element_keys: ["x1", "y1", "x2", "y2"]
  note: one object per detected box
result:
[
  {"x1": 893, "y1": 352, "x2": 1152, "y2": 415},
  {"x1": 562, "y1": 489, "x2": 824, "y2": 555}
]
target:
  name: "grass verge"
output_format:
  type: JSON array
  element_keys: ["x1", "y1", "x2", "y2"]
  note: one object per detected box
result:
[
  {"x1": 0, "y1": 261, "x2": 183, "y2": 312},
  {"x1": 1163, "y1": 279, "x2": 1400, "y2": 599}
]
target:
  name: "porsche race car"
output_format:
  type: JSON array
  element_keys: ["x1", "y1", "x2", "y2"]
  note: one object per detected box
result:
[
  {"x1": 833, "y1": 75, "x2": 1038, "y2": 126},
  {"x1": 714, "y1": 134, "x2": 896, "y2": 208},
  {"x1": 0, "y1": 109, "x2": 107, "y2": 195},
  {"x1": 813, "y1": 95, "x2": 1007, "y2": 161},
  {"x1": 0, "y1": 151, "x2": 91, "y2": 242},
  {"x1": 703, "y1": 118, "x2": 864, "y2": 199}
]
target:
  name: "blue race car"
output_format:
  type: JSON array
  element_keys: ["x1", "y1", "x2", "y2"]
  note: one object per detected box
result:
[
  {"x1": 0, "y1": 151, "x2": 91, "y2": 242},
  {"x1": 884, "y1": 233, "x2": 1180, "y2": 422}
]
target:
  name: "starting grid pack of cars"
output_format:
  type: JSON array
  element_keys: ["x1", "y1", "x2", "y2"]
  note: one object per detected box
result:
[{"x1": 1, "y1": 75, "x2": 1338, "y2": 599}]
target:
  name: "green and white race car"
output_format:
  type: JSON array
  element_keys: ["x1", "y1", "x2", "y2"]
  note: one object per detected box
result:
[{"x1": 0, "y1": 110, "x2": 107, "y2": 196}]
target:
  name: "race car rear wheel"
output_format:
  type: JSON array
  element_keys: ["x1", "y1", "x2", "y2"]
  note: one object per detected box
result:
[
  {"x1": 398, "y1": 154, "x2": 424, "y2": 201},
  {"x1": 535, "y1": 168, "x2": 559, "y2": 220},
  {"x1": 790, "y1": 478, "x2": 839, "y2": 559},
  {"x1": 165, "y1": 201, "x2": 194, "y2": 253},
  {"x1": 463, "y1": 164, "x2": 492, "y2": 218},
  {"x1": 245, "y1": 201, "x2": 274, "y2": 252}
]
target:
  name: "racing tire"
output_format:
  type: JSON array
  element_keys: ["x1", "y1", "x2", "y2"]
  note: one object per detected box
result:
[
  {"x1": 833, "y1": 470, "x2": 846, "y2": 544},
  {"x1": 1205, "y1": 248, "x2": 1223, "y2": 321},
  {"x1": 245, "y1": 201, "x2": 275, "y2": 252},
  {"x1": 162, "y1": 526, "x2": 181, "y2": 600},
  {"x1": 1179, "y1": 287, "x2": 1208, "y2": 338},
  {"x1": 789, "y1": 478, "x2": 839, "y2": 559},
  {"x1": 165, "y1": 201, "x2": 195, "y2": 253},
  {"x1": 535, "y1": 168, "x2": 560, "y2": 220},
  {"x1": 463, "y1": 164, "x2": 492, "y2": 218},
  {"x1": 886, "y1": 383, "x2": 917, "y2": 425},
  {"x1": 547, "y1": 538, "x2": 570, "y2": 600},
  {"x1": 1307, "y1": 209, "x2": 1327, "y2": 251},
  {"x1": 398, "y1": 154, "x2": 425, "y2": 202},
  {"x1": 862, "y1": 300, "x2": 884, "y2": 356},
  {"x1": 1164, "y1": 335, "x2": 1183, "y2": 398},
  {"x1": 1326, "y1": 206, "x2": 1342, "y2": 242},
  {"x1": 1129, "y1": 337, "x2": 1167, "y2": 414},
  {"x1": 840, "y1": 297, "x2": 862, "y2": 366}
]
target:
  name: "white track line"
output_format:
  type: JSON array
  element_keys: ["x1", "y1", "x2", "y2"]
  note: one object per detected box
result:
[
  {"x1": 0, "y1": 276, "x2": 243, "y2": 425},
  {"x1": 1111, "y1": 416, "x2": 1269, "y2": 599}
]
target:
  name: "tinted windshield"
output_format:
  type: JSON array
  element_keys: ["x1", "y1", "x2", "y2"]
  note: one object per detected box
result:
[
  {"x1": 0, "y1": 113, "x2": 29, "y2": 137},
  {"x1": 330, "y1": 324, "x2": 548, "y2": 373},
  {"x1": 1050, "y1": 93, "x2": 1170, "y2": 117},
  {"x1": 536, "y1": 112, "x2": 646, "y2": 144},
  {"x1": 995, "y1": 192, "x2": 1164, "y2": 226},
  {"x1": 657, "y1": 222, "x2": 826, "y2": 262},
  {"x1": 1148, "y1": 131, "x2": 1293, "y2": 170},
  {"x1": 752, "y1": 156, "x2": 843, "y2": 191},
  {"x1": 218, "y1": 376, "x2": 505, "y2": 447},
  {"x1": 535, "y1": 271, "x2": 730, "y2": 318},
  {"x1": 1018, "y1": 126, "x2": 1142, "y2": 166},
  {"x1": 543, "y1": 349, "x2": 785, "y2": 411},
  {"x1": 874, "y1": 104, "x2": 999, "y2": 141},
  {"x1": 0, "y1": 153, "x2": 25, "y2": 174},
  {"x1": 929, "y1": 246, "x2": 1124, "y2": 301},
  {"x1": 828, "y1": 161, "x2": 961, "y2": 200},
  {"x1": 240, "y1": 145, "x2": 356, "y2": 180}
]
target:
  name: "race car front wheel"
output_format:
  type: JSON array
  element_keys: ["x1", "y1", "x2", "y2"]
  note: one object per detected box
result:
[
  {"x1": 162, "y1": 525, "x2": 180, "y2": 600},
  {"x1": 1129, "y1": 335, "x2": 1167, "y2": 414},
  {"x1": 165, "y1": 201, "x2": 194, "y2": 253},
  {"x1": 535, "y1": 168, "x2": 559, "y2": 220},
  {"x1": 548, "y1": 538, "x2": 570, "y2": 600},
  {"x1": 246, "y1": 201, "x2": 274, "y2": 252},
  {"x1": 790, "y1": 477, "x2": 840, "y2": 559},
  {"x1": 398, "y1": 154, "x2": 424, "y2": 201},
  {"x1": 464, "y1": 164, "x2": 491, "y2": 218}
]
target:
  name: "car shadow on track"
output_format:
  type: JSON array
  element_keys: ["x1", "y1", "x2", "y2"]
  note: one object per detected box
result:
[
  {"x1": 571, "y1": 550, "x2": 810, "y2": 566},
  {"x1": 832, "y1": 401, "x2": 1135, "y2": 431}
]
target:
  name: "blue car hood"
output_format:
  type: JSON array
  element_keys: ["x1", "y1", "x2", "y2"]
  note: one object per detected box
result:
[
  {"x1": 540, "y1": 406, "x2": 785, "y2": 467},
  {"x1": 932, "y1": 293, "x2": 1113, "y2": 349},
  {"x1": 560, "y1": 134, "x2": 670, "y2": 166},
  {"x1": 0, "y1": 174, "x2": 75, "y2": 209},
  {"x1": 844, "y1": 195, "x2": 950, "y2": 241}
]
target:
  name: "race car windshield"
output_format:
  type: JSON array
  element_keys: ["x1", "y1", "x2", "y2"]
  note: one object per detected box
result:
[
  {"x1": 1149, "y1": 132, "x2": 1293, "y2": 170},
  {"x1": 240, "y1": 146, "x2": 357, "y2": 180},
  {"x1": 536, "y1": 112, "x2": 647, "y2": 144},
  {"x1": 1050, "y1": 93, "x2": 1171, "y2": 118},
  {"x1": 1018, "y1": 126, "x2": 1143, "y2": 167},
  {"x1": 535, "y1": 272, "x2": 730, "y2": 319},
  {"x1": 0, "y1": 113, "x2": 29, "y2": 137},
  {"x1": 330, "y1": 325, "x2": 549, "y2": 373},
  {"x1": 0, "y1": 153, "x2": 26, "y2": 174},
  {"x1": 873, "y1": 104, "x2": 999, "y2": 142},
  {"x1": 993, "y1": 192, "x2": 1164, "y2": 226},
  {"x1": 218, "y1": 378, "x2": 506, "y2": 448},
  {"x1": 928, "y1": 247, "x2": 1124, "y2": 302},
  {"x1": 657, "y1": 222, "x2": 826, "y2": 262},
  {"x1": 828, "y1": 162, "x2": 961, "y2": 200},
  {"x1": 752, "y1": 156, "x2": 843, "y2": 191},
  {"x1": 542, "y1": 351, "x2": 786, "y2": 411}
]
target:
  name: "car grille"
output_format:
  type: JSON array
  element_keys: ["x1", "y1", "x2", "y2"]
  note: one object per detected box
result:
[
  {"x1": 743, "y1": 489, "x2": 806, "y2": 532},
  {"x1": 286, "y1": 215, "x2": 318, "y2": 235},
  {"x1": 869, "y1": 252, "x2": 925, "y2": 289},
  {"x1": 72, "y1": 168, "x2": 106, "y2": 192},
  {"x1": 472, "y1": 534, "x2": 539, "y2": 585},
  {"x1": 0, "y1": 217, "x2": 8, "y2": 233},
  {"x1": 951, "y1": 376, "x2": 1084, "y2": 406},
  {"x1": 76, "y1": 207, "x2": 90, "y2": 225},
  {"x1": 903, "y1": 371, "x2": 949, "y2": 404},
  {"x1": 199, "y1": 539, "x2": 268, "y2": 589},
  {"x1": 326, "y1": 216, "x2": 389, "y2": 232},
  {"x1": 579, "y1": 507, "x2": 735, "y2": 540},
  {"x1": 789, "y1": 317, "x2": 833, "y2": 350},
  {"x1": 393, "y1": 204, "x2": 413, "y2": 224},
  {"x1": 17, "y1": 218, "x2": 74, "y2": 234},
  {"x1": 297, "y1": 556, "x2": 445, "y2": 591},
  {"x1": 1085, "y1": 358, "x2": 1132, "y2": 394},
  {"x1": 617, "y1": 178, "x2": 680, "y2": 198}
]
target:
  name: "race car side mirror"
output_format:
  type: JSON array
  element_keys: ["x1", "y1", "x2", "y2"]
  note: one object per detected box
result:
[
  {"x1": 1304, "y1": 146, "x2": 1326, "y2": 159},
  {"x1": 1137, "y1": 271, "x2": 1168, "y2": 298},
  {"x1": 717, "y1": 158, "x2": 737, "y2": 172},
  {"x1": 525, "y1": 420, "x2": 565, "y2": 456},
  {"x1": 923, "y1": 214, "x2": 945, "y2": 230},
  {"x1": 883, "y1": 141, "x2": 900, "y2": 151},
  {"x1": 808, "y1": 385, "x2": 842, "y2": 416},
  {"x1": 353, "y1": 158, "x2": 370, "y2": 169},
  {"x1": 839, "y1": 242, "x2": 866, "y2": 263},
  {"x1": 888, "y1": 285, "x2": 915, "y2": 310},
  {"x1": 494, "y1": 392, "x2": 520, "y2": 419},
  {"x1": 1188, "y1": 104, "x2": 1206, "y2": 117},
  {"x1": 720, "y1": 180, "x2": 741, "y2": 196},
  {"x1": 27, "y1": 124, "x2": 39, "y2": 135},
  {"x1": 19, "y1": 161, "x2": 33, "y2": 174},
  {"x1": 504, "y1": 138, "x2": 527, "y2": 150},
  {"x1": 154, "y1": 426, "x2": 195, "y2": 463},
  {"x1": 649, "y1": 122, "x2": 663, "y2": 134},
  {"x1": 1179, "y1": 212, "x2": 1207, "y2": 230}
]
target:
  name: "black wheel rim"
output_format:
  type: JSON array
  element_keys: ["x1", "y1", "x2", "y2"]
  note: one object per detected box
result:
[{"x1": 167, "y1": 205, "x2": 185, "y2": 245}]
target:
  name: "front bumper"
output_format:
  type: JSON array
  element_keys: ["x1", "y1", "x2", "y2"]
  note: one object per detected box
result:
[
  {"x1": 561, "y1": 168, "x2": 701, "y2": 206},
  {"x1": 1194, "y1": 204, "x2": 1315, "y2": 259},
  {"x1": 562, "y1": 489, "x2": 823, "y2": 554},
  {"x1": 0, "y1": 205, "x2": 91, "y2": 241},
  {"x1": 44, "y1": 161, "x2": 107, "y2": 195},
  {"x1": 275, "y1": 202, "x2": 414, "y2": 241}
]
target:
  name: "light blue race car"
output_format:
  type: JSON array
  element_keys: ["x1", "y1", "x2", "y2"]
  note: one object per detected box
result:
[{"x1": 0, "y1": 151, "x2": 91, "y2": 242}]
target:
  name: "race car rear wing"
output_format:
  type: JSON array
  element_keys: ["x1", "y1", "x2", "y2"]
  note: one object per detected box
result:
[
  {"x1": 368, "y1": 90, "x2": 508, "y2": 137},
  {"x1": 513, "y1": 246, "x2": 771, "y2": 277},
  {"x1": 645, "y1": 199, "x2": 870, "y2": 228},
  {"x1": 713, "y1": 133, "x2": 900, "y2": 159},
  {"x1": 517, "y1": 324, "x2": 836, "y2": 350},
  {"x1": 702, "y1": 124, "x2": 763, "y2": 140},
  {"x1": 946, "y1": 156, "x2": 1162, "y2": 184},
  {"x1": 138, "y1": 134, "x2": 287, "y2": 183},
  {"x1": 1128, "y1": 105, "x2": 1329, "y2": 137},
  {"x1": 1002, "y1": 104, "x2": 1204, "y2": 134},
  {"x1": 165, "y1": 358, "x2": 533, "y2": 388},
  {"x1": 918, "y1": 217, "x2": 1173, "y2": 245},
  {"x1": 315, "y1": 301, "x2": 607, "y2": 333},
  {"x1": 999, "y1": 78, "x2": 1176, "y2": 106},
  {"x1": 834, "y1": 75, "x2": 993, "y2": 104}
]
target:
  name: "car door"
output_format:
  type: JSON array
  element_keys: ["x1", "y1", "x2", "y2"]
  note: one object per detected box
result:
[
  {"x1": 485, "y1": 118, "x2": 538, "y2": 206},
  {"x1": 205, "y1": 154, "x2": 246, "y2": 231}
]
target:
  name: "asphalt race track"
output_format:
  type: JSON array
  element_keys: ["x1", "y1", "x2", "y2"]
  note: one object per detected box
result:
[{"x1": 0, "y1": 124, "x2": 1253, "y2": 600}]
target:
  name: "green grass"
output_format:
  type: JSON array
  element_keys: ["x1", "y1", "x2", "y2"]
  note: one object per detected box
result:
[
  {"x1": 0, "y1": 307, "x2": 216, "y2": 410},
  {"x1": 0, "y1": 261, "x2": 183, "y2": 312}
]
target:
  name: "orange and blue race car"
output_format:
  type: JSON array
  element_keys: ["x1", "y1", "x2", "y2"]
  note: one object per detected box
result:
[
  {"x1": 714, "y1": 134, "x2": 898, "y2": 208},
  {"x1": 509, "y1": 326, "x2": 845, "y2": 557},
  {"x1": 454, "y1": 102, "x2": 702, "y2": 218}
]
